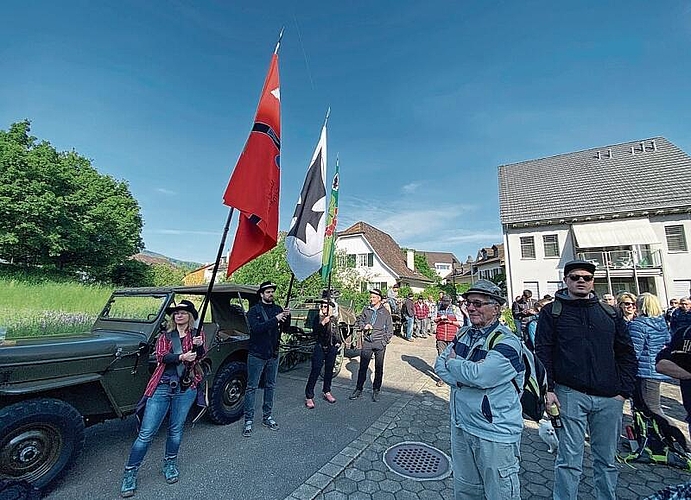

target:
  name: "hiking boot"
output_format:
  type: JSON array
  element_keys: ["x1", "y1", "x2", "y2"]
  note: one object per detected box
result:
[
  {"x1": 162, "y1": 457, "x2": 179, "y2": 484},
  {"x1": 349, "y1": 389, "x2": 362, "y2": 400},
  {"x1": 323, "y1": 392, "x2": 336, "y2": 404},
  {"x1": 121, "y1": 468, "x2": 137, "y2": 498},
  {"x1": 262, "y1": 416, "x2": 279, "y2": 431},
  {"x1": 372, "y1": 390, "x2": 380, "y2": 402},
  {"x1": 242, "y1": 420, "x2": 253, "y2": 437},
  {"x1": 436, "y1": 379, "x2": 445, "y2": 387}
]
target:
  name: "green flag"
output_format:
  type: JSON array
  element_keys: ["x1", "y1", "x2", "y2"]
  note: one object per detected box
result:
[{"x1": 321, "y1": 159, "x2": 340, "y2": 282}]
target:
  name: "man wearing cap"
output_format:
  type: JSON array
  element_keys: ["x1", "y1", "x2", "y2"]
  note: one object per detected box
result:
[
  {"x1": 535, "y1": 260, "x2": 637, "y2": 500},
  {"x1": 243, "y1": 281, "x2": 290, "y2": 437},
  {"x1": 350, "y1": 289, "x2": 393, "y2": 402},
  {"x1": 434, "y1": 280, "x2": 525, "y2": 500}
]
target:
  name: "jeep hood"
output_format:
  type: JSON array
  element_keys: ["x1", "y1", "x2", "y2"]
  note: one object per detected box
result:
[{"x1": 0, "y1": 332, "x2": 144, "y2": 384}]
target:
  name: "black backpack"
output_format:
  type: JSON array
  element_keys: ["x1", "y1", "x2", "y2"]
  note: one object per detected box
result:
[
  {"x1": 620, "y1": 408, "x2": 691, "y2": 471},
  {"x1": 485, "y1": 330, "x2": 548, "y2": 422}
]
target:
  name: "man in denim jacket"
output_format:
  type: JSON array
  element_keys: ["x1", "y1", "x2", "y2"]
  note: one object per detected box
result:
[{"x1": 435, "y1": 280, "x2": 524, "y2": 500}]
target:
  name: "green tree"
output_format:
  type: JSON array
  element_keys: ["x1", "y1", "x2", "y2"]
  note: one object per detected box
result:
[
  {"x1": 413, "y1": 251, "x2": 438, "y2": 281},
  {"x1": 150, "y1": 263, "x2": 186, "y2": 286},
  {"x1": 0, "y1": 120, "x2": 143, "y2": 279}
]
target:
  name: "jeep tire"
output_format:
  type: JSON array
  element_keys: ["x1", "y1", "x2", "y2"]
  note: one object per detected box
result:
[
  {"x1": 0, "y1": 398, "x2": 85, "y2": 489},
  {"x1": 208, "y1": 360, "x2": 247, "y2": 425}
]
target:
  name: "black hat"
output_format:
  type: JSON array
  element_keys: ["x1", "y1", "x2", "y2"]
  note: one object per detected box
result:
[
  {"x1": 318, "y1": 298, "x2": 336, "y2": 307},
  {"x1": 369, "y1": 289, "x2": 383, "y2": 298},
  {"x1": 407, "y1": 292, "x2": 414, "y2": 298},
  {"x1": 258, "y1": 281, "x2": 278, "y2": 293},
  {"x1": 461, "y1": 280, "x2": 506, "y2": 305},
  {"x1": 166, "y1": 299, "x2": 199, "y2": 320},
  {"x1": 563, "y1": 259, "x2": 596, "y2": 276}
]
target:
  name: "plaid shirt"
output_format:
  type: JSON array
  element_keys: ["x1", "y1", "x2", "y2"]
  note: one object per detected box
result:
[
  {"x1": 414, "y1": 301, "x2": 429, "y2": 319},
  {"x1": 144, "y1": 328, "x2": 206, "y2": 397}
]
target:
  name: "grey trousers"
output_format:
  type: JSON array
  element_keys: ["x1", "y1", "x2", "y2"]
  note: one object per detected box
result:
[{"x1": 450, "y1": 424, "x2": 521, "y2": 500}]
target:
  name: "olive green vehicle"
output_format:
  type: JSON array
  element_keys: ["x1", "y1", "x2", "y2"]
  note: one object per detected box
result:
[{"x1": 0, "y1": 284, "x2": 259, "y2": 489}]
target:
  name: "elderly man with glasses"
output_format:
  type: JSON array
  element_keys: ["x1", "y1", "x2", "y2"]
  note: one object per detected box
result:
[
  {"x1": 535, "y1": 260, "x2": 637, "y2": 500},
  {"x1": 435, "y1": 280, "x2": 525, "y2": 500}
]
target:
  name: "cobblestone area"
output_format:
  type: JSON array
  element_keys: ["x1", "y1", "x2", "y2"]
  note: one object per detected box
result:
[{"x1": 286, "y1": 371, "x2": 691, "y2": 500}]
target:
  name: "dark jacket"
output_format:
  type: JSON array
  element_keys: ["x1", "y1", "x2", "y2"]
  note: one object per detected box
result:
[
  {"x1": 355, "y1": 304, "x2": 393, "y2": 349},
  {"x1": 535, "y1": 290, "x2": 637, "y2": 398},
  {"x1": 311, "y1": 314, "x2": 341, "y2": 348},
  {"x1": 402, "y1": 298, "x2": 415, "y2": 318},
  {"x1": 671, "y1": 309, "x2": 691, "y2": 335},
  {"x1": 247, "y1": 301, "x2": 284, "y2": 359}
]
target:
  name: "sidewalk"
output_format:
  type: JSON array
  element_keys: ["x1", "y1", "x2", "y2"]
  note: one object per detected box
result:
[{"x1": 285, "y1": 336, "x2": 691, "y2": 500}]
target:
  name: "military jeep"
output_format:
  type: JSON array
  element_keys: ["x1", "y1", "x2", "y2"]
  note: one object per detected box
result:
[{"x1": 0, "y1": 283, "x2": 259, "y2": 489}]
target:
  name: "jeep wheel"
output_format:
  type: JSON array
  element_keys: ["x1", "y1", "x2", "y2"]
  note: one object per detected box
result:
[
  {"x1": 320, "y1": 343, "x2": 345, "y2": 380},
  {"x1": 208, "y1": 361, "x2": 247, "y2": 425},
  {"x1": 0, "y1": 398, "x2": 85, "y2": 489}
]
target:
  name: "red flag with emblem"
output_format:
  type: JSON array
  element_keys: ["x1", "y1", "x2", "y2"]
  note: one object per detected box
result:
[{"x1": 223, "y1": 53, "x2": 281, "y2": 276}]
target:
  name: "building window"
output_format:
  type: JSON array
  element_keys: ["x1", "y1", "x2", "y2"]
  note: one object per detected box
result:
[
  {"x1": 357, "y1": 253, "x2": 374, "y2": 267},
  {"x1": 520, "y1": 236, "x2": 536, "y2": 259},
  {"x1": 360, "y1": 281, "x2": 387, "y2": 293},
  {"x1": 543, "y1": 234, "x2": 560, "y2": 258},
  {"x1": 436, "y1": 263, "x2": 451, "y2": 271},
  {"x1": 523, "y1": 281, "x2": 539, "y2": 298},
  {"x1": 665, "y1": 225, "x2": 688, "y2": 252},
  {"x1": 338, "y1": 254, "x2": 356, "y2": 268}
]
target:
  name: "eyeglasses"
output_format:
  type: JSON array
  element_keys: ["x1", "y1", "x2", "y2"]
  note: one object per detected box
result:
[
  {"x1": 621, "y1": 302, "x2": 634, "y2": 307},
  {"x1": 567, "y1": 274, "x2": 594, "y2": 282},
  {"x1": 466, "y1": 300, "x2": 494, "y2": 308}
]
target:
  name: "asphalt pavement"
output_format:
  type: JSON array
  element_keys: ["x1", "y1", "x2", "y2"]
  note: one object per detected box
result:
[{"x1": 46, "y1": 334, "x2": 691, "y2": 500}]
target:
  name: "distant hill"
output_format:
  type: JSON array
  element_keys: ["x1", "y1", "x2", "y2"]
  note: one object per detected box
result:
[{"x1": 133, "y1": 250, "x2": 202, "y2": 270}]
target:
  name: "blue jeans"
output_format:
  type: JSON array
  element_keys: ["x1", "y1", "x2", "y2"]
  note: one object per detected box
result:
[
  {"x1": 305, "y1": 344, "x2": 338, "y2": 399},
  {"x1": 450, "y1": 424, "x2": 521, "y2": 500},
  {"x1": 244, "y1": 354, "x2": 279, "y2": 422},
  {"x1": 405, "y1": 316, "x2": 414, "y2": 340},
  {"x1": 126, "y1": 383, "x2": 197, "y2": 468},
  {"x1": 553, "y1": 384, "x2": 624, "y2": 500}
]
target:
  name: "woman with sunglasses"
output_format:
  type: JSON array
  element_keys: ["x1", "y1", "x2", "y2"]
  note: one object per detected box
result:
[
  {"x1": 304, "y1": 299, "x2": 341, "y2": 408},
  {"x1": 617, "y1": 292, "x2": 637, "y2": 322},
  {"x1": 628, "y1": 293, "x2": 671, "y2": 420}
]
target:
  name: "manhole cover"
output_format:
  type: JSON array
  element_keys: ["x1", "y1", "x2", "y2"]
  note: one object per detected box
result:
[{"x1": 383, "y1": 441, "x2": 451, "y2": 481}]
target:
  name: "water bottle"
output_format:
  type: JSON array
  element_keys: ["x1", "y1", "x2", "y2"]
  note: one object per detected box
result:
[{"x1": 548, "y1": 403, "x2": 563, "y2": 428}]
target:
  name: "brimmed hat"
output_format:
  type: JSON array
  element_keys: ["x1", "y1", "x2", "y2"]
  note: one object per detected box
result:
[
  {"x1": 407, "y1": 292, "x2": 414, "y2": 298},
  {"x1": 166, "y1": 299, "x2": 199, "y2": 320},
  {"x1": 258, "y1": 281, "x2": 278, "y2": 293},
  {"x1": 369, "y1": 289, "x2": 383, "y2": 298},
  {"x1": 563, "y1": 259, "x2": 596, "y2": 276},
  {"x1": 462, "y1": 280, "x2": 506, "y2": 305},
  {"x1": 318, "y1": 298, "x2": 336, "y2": 307}
]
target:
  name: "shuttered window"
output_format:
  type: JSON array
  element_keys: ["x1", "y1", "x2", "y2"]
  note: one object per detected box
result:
[
  {"x1": 665, "y1": 225, "x2": 688, "y2": 252},
  {"x1": 543, "y1": 234, "x2": 560, "y2": 258}
]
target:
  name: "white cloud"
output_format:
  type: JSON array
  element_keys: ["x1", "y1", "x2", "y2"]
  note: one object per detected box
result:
[
  {"x1": 156, "y1": 188, "x2": 176, "y2": 195},
  {"x1": 402, "y1": 182, "x2": 420, "y2": 194}
]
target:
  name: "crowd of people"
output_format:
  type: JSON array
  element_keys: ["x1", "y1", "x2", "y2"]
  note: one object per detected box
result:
[{"x1": 118, "y1": 269, "x2": 691, "y2": 500}]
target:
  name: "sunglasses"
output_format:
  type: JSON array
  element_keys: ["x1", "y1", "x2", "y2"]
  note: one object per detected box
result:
[
  {"x1": 621, "y1": 302, "x2": 634, "y2": 307},
  {"x1": 567, "y1": 274, "x2": 594, "y2": 282},
  {"x1": 466, "y1": 300, "x2": 494, "y2": 308}
]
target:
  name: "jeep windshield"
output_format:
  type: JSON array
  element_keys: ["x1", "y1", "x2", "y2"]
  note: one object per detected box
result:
[{"x1": 99, "y1": 294, "x2": 167, "y2": 322}]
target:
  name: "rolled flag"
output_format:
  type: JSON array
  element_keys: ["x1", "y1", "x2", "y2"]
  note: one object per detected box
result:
[{"x1": 321, "y1": 158, "x2": 339, "y2": 283}]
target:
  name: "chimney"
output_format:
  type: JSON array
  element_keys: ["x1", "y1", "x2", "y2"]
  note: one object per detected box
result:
[
  {"x1": 406, "y1": 249, "x2": 415, "y2": 271},
  {"x1": 640, "y1": 141, "x2": 645, "y2": 152},
  {"x1": 596, "y1": 151, "x2": 601, "y2": 160},
  {"x1": 651, "y1": 140, "x2": 657, "y2": 151},
  {"x1": 607, "y1": 148, "x2": 612, "y2": 158},
  {"x1": 630, "y1": 146, "x2": 635, "y2": 155}
]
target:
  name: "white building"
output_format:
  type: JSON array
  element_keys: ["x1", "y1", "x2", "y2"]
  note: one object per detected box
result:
[
  {"x1": 336, "y1": 221, "x2": 432, "y2": 293},
  {"x1": 499, "y1": 137, "x2": 691, "y2": 302}
]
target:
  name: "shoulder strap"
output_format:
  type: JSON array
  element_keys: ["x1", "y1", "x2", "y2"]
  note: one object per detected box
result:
[
  {"x1": 551, "y1": 300, "x2": 562, "y2": 318},
  {"x1": 258, "y1": 304, "x2": 270, "y2": 322},
  {"x1": 484, "y1": 327, "x2": 522, "y2": 394}
]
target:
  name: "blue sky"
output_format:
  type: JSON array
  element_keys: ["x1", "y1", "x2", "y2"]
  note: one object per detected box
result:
[{"x1": 2, "y1": 1, "x2": 691, "y2": 265}]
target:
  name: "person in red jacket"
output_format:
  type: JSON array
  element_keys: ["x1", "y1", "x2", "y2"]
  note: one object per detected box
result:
[{"x1": 434, "y1": 294, "x2": 463, "y2": 386}]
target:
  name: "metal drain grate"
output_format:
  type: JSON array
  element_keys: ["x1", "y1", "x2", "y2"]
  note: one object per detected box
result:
[{"x1": 383, "y1": 442, "x2": 451, "y2": 481}]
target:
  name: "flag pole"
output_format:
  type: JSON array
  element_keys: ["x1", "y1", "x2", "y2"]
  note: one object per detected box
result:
[
  {"x1": 196, "y1": 208, "x2": 236, "y2": 345},
  {"x1": 285, "y1": 272, "x2": 295, "y2": 308},
  {"x1": 274, "y1": 27, "x2": 284, "y2": 55}
]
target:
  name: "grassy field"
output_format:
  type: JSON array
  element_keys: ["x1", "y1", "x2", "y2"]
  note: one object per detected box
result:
[{"x1": 0, "y1": 279, "x2": 113, "y2": 338}]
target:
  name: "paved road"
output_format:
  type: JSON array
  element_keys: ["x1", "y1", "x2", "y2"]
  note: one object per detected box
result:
[{"x1": 46, "y1": 335, "x2": 691, "y2": 500}]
